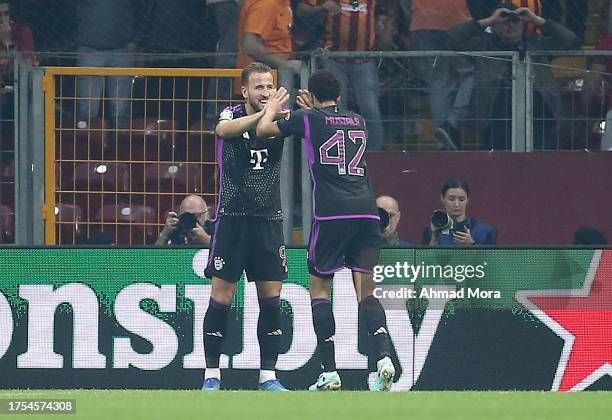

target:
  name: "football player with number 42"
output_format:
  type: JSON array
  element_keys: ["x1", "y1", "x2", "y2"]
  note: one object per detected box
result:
[{"x1": 257, "y1": 70, "x2": 396, "y2": 391}]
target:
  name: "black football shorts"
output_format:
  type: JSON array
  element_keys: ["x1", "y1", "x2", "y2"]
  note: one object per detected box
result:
[
  {"x1": 205, "y1": 216, "x2": 288, "y2": 282},
  {"x1": 307, "y1": 218, "x2": 381, "y2": 279}
]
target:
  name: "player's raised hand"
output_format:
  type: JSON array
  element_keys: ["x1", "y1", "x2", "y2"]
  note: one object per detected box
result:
[
  {"x1": 297, "y1": 89, "x2": 313, "y2": 109},
  {"x1": 263, "y1": 87, "x2": 286, "y2": 115},
  {"x1": 275, "y1": 86, "x2": 291, "y2": 107}
]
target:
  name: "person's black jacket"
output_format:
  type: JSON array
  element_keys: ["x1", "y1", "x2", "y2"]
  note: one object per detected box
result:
[{"x1": 446, "y1": 19, "x2": 580, "y2": 125}]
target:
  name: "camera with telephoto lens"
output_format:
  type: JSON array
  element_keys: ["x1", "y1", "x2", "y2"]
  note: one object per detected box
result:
[
  {"x1": 168, "y1": 212, "x2": 214, "y2": 245},
  {"x1": 431, "y1": 210, "x2": 453, "y2": 231},
  {"x1": 378, "y1": 207, "x2": 390, "y2": 232}
]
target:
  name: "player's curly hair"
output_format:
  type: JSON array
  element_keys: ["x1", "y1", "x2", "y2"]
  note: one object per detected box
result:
[
  {"x1": 241, "y1": 62, "x2": 273, "y2": 86},
  {"x1": 308, "y1": 70, "x2": 340, "y2": 103}
]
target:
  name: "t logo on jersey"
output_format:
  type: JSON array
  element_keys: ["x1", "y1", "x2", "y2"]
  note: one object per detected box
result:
[{"x1": 249, "y1": 149, "x2": 269, "y2": 170}]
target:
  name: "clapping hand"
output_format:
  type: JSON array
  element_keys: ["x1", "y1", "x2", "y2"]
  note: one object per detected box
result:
[
  {"x1": 266, "y1": 86, "x2": 290, "y2": 117},
  {"x1": 297, "y1": 89, "x2": 314, "y2": 109}
]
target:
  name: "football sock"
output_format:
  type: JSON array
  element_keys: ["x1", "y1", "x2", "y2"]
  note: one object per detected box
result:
[
  {"x1": 311, "y1": 298, "x2": 336, "y2": 372},
  {"x1": 257, "y1": 296, "x2": 282, "y2": 371},
  {"x1": 359, "y1": 295, "x2": 391, "y2": 362},
  {"x1": 368, "y1": 371, "x2": 377, "y2": 388},
  {"x1": 359, "y1": 309, "x2": 378, "y2": 374},
  {"x1": 259, "y1": 369, "x2": 277, "y2": 383},
  {"x1": 204, "y1": 297, "x2": 230, "y2": 370},
  {"x1": 205, "y1": 368, "x2": 221, "y2": 380}
]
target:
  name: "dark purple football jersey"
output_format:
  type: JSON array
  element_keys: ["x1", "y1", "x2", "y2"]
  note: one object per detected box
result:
[
  {"x1": 215, "y1": 104, "x2": 285, "y2": 220},
  {"x1": 277, "y1": 106, "x2": 379, "y2": 220}
]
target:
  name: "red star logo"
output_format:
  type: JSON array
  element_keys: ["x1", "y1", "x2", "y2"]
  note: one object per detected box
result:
[{"x1": 516, "y1": 250, "x2": 612, "y2": 391}]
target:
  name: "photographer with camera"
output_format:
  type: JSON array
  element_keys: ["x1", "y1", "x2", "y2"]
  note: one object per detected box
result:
[
  {"x1": 376, "y1": 195, "x2": 412, "y2": 246},
  {"x1": 155, "y1": 195, "x2": 212, "y2": 246},
  {"x1": 447, "y1": 2, "x2": 579, "y2": 150},
  {"x1": 421, "y1": 179, "x2": 497, "y2": 246}
]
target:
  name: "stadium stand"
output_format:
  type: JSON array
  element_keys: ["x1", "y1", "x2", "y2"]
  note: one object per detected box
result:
[
  {"x1": 94, "y1": 203, "x2": 157, "y2": 244},
  {"x1": 0, "y1": 0, "x2": 607, "y2": 245},
  {"x1": 55, "y1": 202, "x2": 84, "y2": 244}
]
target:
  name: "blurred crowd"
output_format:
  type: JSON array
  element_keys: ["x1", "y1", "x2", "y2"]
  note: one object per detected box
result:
[{"x1": 2, "y1": 0, "x2": 612, "y2": 151}]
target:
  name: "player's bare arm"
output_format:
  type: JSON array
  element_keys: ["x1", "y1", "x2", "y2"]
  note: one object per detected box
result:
[
  {"x1": 256, "y1": 87, "x2": 290, "y2": 138},
  {"x1": 215, "y1": 111, "x2": 265, "y2": 138}
]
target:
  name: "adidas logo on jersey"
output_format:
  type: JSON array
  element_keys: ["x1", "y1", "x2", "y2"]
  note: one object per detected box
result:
[
  {"x1": 213, "y1": 257, "x2": 225, "y2": 271},
  {"x1": 373, "y1": 327, "x2": 388, "y2": 336},
  {"x1": 267, "y1": 329, "x2": 282, "y2": 336}
]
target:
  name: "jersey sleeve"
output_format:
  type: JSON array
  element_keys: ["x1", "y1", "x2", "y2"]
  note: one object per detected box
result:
[
  {"x1": 277, "y1": 109, "x2": 307, "y2": 138},
  {"x1": 218, "y1": 107, "x2": 235, "y2": 122},
  {"x1": 216, "y1": 106, "x2": 245, "y2": 142}
]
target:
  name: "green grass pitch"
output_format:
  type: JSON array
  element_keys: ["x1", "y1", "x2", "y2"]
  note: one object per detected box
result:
[{"x1": 0, "y1": 390, "x2": 611, "y2": 420}]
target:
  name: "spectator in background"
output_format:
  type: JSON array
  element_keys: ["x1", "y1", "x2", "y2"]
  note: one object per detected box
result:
[
  {"x1": 13, "y1": 0, "x2": 76, "y2": 60},
  {"x1": 583, "y1": 33, "x2": 612, "y2": 151},
  {"x1": 142, "y1": 0, "x2": 214, "y2": 56},
  {"x1": 204, "y1": 0, "x2": 240, "y2": 119},
  {"x1": 448, "y1": 3, "x2": 579, "y2": 150},
  {"x1": 206, "y1": 0, "x2": 239, "y2": 65},
  {"x1": 140, "y1": 0, "x2": 214, "y2": 122},
  {"x1": 155, "y1": 195, "x2": 211, "y2": 246},
  {"x1": 291, "y1": 0, "x2": 326, "y2": 52},
  {"x1": 376, "y1": 195, "x2": 411, "y2": 246},
  {"x1": 422, "y1": 178, "x2": 497, "y2": 246},
  {"x1": 542, "y1": 0, "x2": 587, "y2": 45},
  {"x1": 574, "y1": 226, "x2": 607, "y2": 246},
  {"x1": 236, "y1": 0, "x2": 301, "y2": 98},
  {"x1": 408, "y1": 0, "x2": 475, "y2": 151},
  {"x1": 608, "y1": 0, "x2": 612, "y2": 35},
  {"x1": 296, "y1": 0, "x2": 393, "y2": 151},
  {"x1": 469, "y1": 0, "x2": 543, "y2": 34},
  {"x1": 76, "y1": 0, "x2": 146, "y2": 129},
  {"x1": 0, "y1": 1, "x2": 36, "y2": 117}
]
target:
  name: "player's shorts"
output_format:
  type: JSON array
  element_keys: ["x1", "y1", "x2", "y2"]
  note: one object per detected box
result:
[
  {"x1": 307, "y1": 218, "x2": 381, "y2": 279},
  {"x1": 205, "y1": 216, "x2": 288, "y2": 283}
]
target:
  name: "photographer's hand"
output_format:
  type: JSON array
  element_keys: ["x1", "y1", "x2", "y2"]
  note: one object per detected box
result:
[
  {"x1": 187, "y1": 225, "x2": 211, "y2": 245},
  {"x1": 429, "y1": 222, "x2": 441, "y2": 246},
  {"x1": 155, "y1": 212, "x2": 179, "y2": 245},
  {"x1": 453, "y1": 227, "x2": 475, "y2": 246}
]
